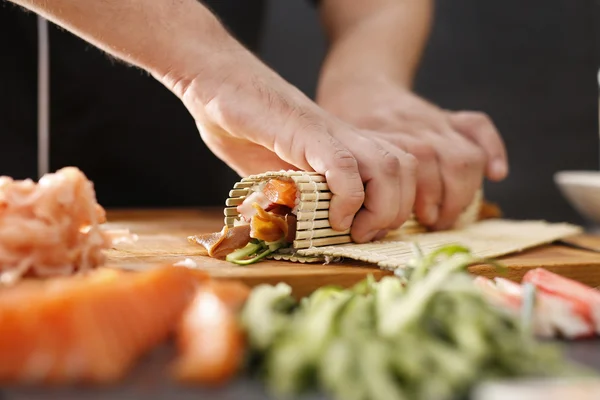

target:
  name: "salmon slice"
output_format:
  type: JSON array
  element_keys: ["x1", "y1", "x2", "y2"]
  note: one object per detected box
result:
[
  {"x1": 262, "y1": 179, "x2": 297, "y2": 209},
  {"x1": 188, "y1": 225, "x2": 252, "y2": 259},
  {"x1": 173, "y1": 280, "x2": 250, "y2": 385},
  {"x1": 0, "y1": 265, "x2": 204, "y2": 385}
]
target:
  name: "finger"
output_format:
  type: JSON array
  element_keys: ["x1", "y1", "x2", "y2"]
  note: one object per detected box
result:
[
  {"x1": 395, "y1": 134, "x2": 443, "y2": 227},
  {"x1": 303, "y1": 131, "x2": 364, "y2": 232},
  {"x1": 345, "y1": 136, "x2": 408, "y2": 243},
  {"x1": 197, "y1": 122, "x2": 296, "y2": 176},
  {"x1": 433, "y1": 138, "x2": 485, "y2": 230},
  {"x1": 373, "y1": 137, "x2": 418, "y2": 230},
  {"x1": 374, "y1": 229, "x2": 390, "y2": 241},
  {"x1": 260, "y1": 110, "x2": 365, "y2": 232},
  {"x1": 448, "y1": 111, "x2": 509, "y2": 181}
]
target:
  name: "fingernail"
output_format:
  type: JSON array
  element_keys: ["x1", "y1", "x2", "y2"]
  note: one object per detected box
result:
[
  {"x1": 340, "y1": 215, "x2": 354, "y2": 231},
  {"x1": 425, "y1": 206, "x2": 439, "y2": 225},
  {"x1": 491, "y1": 159, "x2": 508, "y2": 179}
]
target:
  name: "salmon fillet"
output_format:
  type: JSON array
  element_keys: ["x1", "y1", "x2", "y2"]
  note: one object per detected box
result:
[
  {"x1": 262, "y1": 178, "x2": 297, "y2": 209},
  {"x1": 173, "y1": 280, "x2": 250, "y2": 385},
  {"x1": 0, "y1": 265, "x2": 207, "y2": 385}
]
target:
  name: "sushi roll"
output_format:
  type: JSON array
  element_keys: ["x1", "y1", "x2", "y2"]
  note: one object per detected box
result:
[
  {"x1": 190, "y1": 170, "x2": 485, "y2": 265},
  {"x1": 225, "y1": 171, "x2": 352, "y2": 250},
  {"x1": 190, "y1": 171, "x2": 349, "y2": 265}
]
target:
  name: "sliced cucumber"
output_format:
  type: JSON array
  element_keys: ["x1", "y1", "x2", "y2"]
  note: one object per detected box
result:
[{"x1": 226, "y1": 239, "x2": 287, "y2": 265}]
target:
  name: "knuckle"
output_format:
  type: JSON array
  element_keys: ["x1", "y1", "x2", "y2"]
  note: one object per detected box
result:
[
  {"x1": 293, "y1": 107, "x2": 326, "y2": 132},
  {"x1": 380, "y1": 151, "x2": 402, "y2": 176},
  {"x1": 275, "y1": 113, "x2": 327, "y2": 162},
  {"x1": 332, "y1": 148, "x2": 359, "y2": 172},
  {"x1": 348, "y1": 188, "x2": 366, "y2": 203},
  {"x1": 401, "y1": 153, "x2": 419, "y2": 178},
  {"x1": 290, "y1": 113, "x2": 329, "y2": 154},
  {"x1": 409, "y1": 141, "x2": 436, "y2": 163}
]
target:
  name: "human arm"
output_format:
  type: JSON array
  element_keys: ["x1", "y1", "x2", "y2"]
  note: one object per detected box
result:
[
  {"x1": 317, "y1": 0, "x2": 432, "y2": 96},
  {"x1": 7, "y1": 0, "x2": 418, "y2": 243},
  {"x1": 316, "y1": 0, "x2": 508, "y2": 230}
]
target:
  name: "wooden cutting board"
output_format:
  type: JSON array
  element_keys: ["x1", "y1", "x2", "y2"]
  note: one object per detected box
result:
[{"x1": 104, "y1": 209, "x2": 600, "y2": 297}]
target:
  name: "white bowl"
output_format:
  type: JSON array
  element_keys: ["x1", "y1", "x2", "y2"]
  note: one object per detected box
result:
[{"x1": 554, "y1": 170, "x2": 600, "y2": 225}]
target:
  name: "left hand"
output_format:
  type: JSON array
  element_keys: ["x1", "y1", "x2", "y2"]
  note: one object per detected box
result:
[{"x1": 317, "y1": 80, "x2": 509, "y2": 230}]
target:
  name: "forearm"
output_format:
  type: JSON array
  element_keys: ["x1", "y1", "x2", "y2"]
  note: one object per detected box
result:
[
  {"x1": 316, "y1": 0, "x2": 433, "y2": 102},
  {"x1": 8, "y1": 0, "x2": 235, "y2": 95}
]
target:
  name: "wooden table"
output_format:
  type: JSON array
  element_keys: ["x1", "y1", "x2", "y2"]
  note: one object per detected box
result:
[
  {"x1": 103, "y1": 208, "x2": 600, "y2": 297},
  {"x1": 4, "y1": 208, "x2": 600, "y2": 400}
]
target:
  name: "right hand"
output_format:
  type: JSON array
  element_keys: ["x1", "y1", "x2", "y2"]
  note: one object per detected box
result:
[{"x1": 159, "y1": 40, "x2": 417, "y2": 244}]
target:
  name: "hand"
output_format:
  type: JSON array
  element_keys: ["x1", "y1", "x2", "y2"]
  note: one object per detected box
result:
[
  {"x1": 160, "y1": 41, "x2": 417, "y2": 243},
  {"x1": 3, "y1": 0, "x2": 416, "y2": 242},
  {"x1": 318, "y1": 80, "x2": 508, "y2": 230}
]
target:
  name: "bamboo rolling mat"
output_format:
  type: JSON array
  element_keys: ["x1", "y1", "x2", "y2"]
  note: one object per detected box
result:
[
  {"x1": 294, "y1": 219, "x2": 583, "y2": 270},
  {"x1": 103, "y1": 210, "x2": 600, "y2": 297}
]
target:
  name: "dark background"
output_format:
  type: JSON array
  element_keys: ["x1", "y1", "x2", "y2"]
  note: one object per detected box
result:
[
  {"x1": 259, "y1": 0, "x2": 600, "y2": 225},
  {"x1": 1, "y1": 0, "x2": 599, "y2": 224}
]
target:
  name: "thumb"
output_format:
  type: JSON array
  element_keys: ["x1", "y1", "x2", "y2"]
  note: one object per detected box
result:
[{"x1": 198, "y1": 122, "x2": 296, "y2": 176}]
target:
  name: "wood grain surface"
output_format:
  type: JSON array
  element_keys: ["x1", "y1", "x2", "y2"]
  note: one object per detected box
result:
[{"x1": 104, "y1": 209, "x2": 600, "y2": 296}]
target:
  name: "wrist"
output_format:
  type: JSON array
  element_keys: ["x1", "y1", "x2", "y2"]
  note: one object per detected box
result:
[
  {"x1": 317, "y1": 73, "x2": 409, "y2": 116},
  {"x1": 145, "y1": 0, "x2": 243, "y2": 101},
  {"x1": 316, "y1": 44, "x2": 412, "y2": 111},
  {"x1": 317, "y1": 2, "x2": 430, "y2": 104}
]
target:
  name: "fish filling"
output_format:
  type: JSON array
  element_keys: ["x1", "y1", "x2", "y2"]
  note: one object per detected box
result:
[{"x1": 189, "y1": 178, "x2": 298, "y2": 265}]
